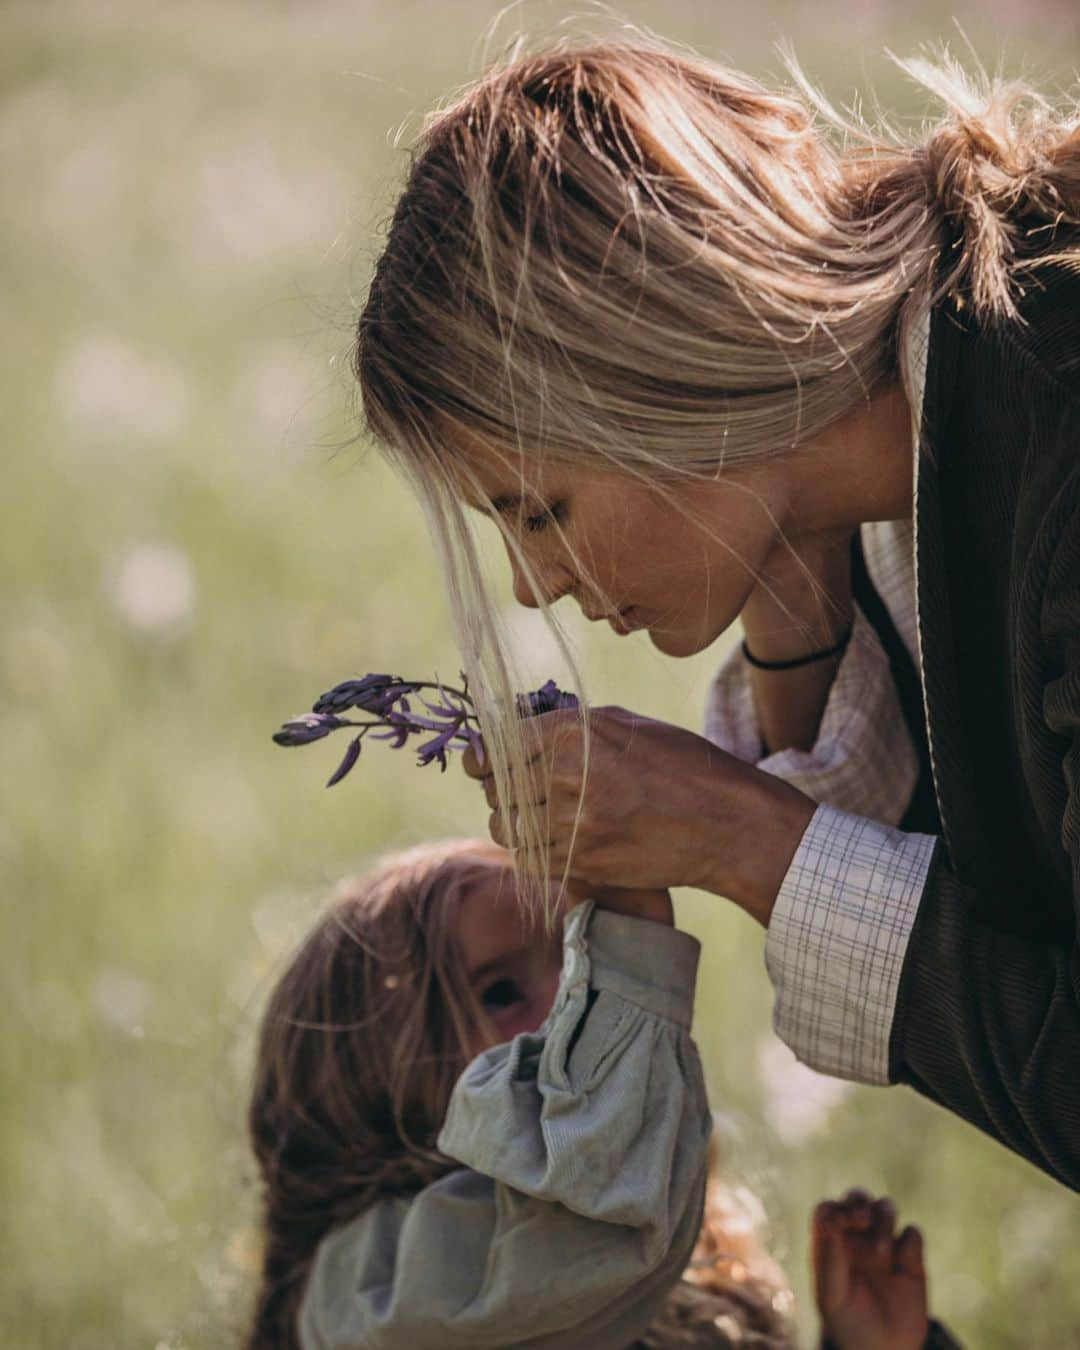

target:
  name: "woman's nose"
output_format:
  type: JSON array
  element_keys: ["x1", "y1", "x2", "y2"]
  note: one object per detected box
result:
[{"x1": 509, "y1": 551, "x2": 573, "y2": 609}]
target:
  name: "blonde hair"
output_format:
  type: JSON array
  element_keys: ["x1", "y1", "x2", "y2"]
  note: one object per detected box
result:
[{"x1": 356, "y1": 37, "x2": 1080, "y2": 903}]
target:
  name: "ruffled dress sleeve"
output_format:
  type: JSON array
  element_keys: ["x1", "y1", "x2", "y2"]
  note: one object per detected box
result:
[{"x1": 299, "y1": 902, "x2": 711, "y2": 1350}]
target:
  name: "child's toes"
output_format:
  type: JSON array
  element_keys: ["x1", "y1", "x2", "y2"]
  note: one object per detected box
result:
[
  {"x1": 813, "y1": 1216, "x2": 852, "y2": 1315},
  {"x1": 837, "y1": 1188, "x2": 874, "y2": 1229},
  {"x1": 868, "y1": 1198, "x2": 897, "y2": 1267},
  {"x1": 894, "y1": 1224, "x2": 926, "y2": 1281},
  {"x1": 872, "y1": 1197, "x2": 897, "y2": 1237}
]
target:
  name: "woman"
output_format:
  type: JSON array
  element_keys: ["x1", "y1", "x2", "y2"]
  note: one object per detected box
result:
[{"x1": 354, "y1": 41, "x2": 1080, "y2": 1188}]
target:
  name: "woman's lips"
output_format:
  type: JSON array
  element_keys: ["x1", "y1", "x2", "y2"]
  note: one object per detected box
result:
[{"x1": 609, "y1": 607, "x2": 640, "y2": 635}]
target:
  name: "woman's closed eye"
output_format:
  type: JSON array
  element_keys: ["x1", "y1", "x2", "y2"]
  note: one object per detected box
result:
[{"x1": 523, "y1": 500, "x2": 568, "y2": 534}]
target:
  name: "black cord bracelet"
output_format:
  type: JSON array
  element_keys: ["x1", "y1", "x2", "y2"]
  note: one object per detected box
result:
[{"x1": 741, "y1": 625, "x2": 853, "y2": 671}]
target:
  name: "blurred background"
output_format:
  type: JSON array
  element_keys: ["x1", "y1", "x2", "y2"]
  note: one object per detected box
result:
[{"x1": 4, "y1": 2, "x2": 1079, "y2": 1346}]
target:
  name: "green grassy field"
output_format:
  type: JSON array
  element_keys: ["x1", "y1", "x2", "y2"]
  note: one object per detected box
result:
[{"x1": 3, "y1": 4, "x2": 1079, "y2": 1346}]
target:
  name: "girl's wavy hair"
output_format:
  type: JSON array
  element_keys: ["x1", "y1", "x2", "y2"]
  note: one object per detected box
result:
[
  {"x1": 356, "y1": 38, "x2": 1080, "y2": 905},
  {"x1": 244, "y1": 837, "x2": 795, "y2": 1349},
  {"x1": 245, "y1": 838, "x2": 507, "y2": 1348}
]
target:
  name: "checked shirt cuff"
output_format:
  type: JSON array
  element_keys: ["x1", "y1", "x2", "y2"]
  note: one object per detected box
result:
[{"x1": 765, "y1": 803, "x2": 937, "y2": 1086}]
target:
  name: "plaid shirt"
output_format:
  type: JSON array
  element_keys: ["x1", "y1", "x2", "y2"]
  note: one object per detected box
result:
[{"x1": 704, "y1": 312, "x2": 938, "y2": 1085}]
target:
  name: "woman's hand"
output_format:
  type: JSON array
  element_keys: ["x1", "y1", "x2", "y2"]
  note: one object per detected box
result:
[
  {"x1": 462, "y1": 706, "x2": 816, "y2": 926},
  {"x1": 813, "y1": 1191, "x2": 930, "y2": 1350}
]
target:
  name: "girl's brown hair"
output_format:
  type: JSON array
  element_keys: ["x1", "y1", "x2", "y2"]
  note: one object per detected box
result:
[
  {"x1": 245, "y1": 838, "x2": 795, "y2": 1348},
  {"x1": 355, "y1": 37, "x2": 1080, "y2": 907},
  {"x1": 245, "y1": 837, "x2": 507, "y2": 1348}
]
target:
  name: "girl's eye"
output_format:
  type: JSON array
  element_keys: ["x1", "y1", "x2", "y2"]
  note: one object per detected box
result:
[
  {"x1": 523, "y1": 501, "x2": 567, "y2": 534},
  {"x1": 481, "y1": 977, "x2": 524, "y2": 1010}
]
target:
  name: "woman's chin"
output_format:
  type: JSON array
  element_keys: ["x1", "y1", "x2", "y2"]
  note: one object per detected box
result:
[{"x1": 646, "y1": 624, "x2": 718, "y2": 658}]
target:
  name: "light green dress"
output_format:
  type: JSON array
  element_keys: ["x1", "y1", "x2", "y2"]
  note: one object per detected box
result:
[{"x1": 299, "y1": 901, "x2": 711, "y2": 1349}]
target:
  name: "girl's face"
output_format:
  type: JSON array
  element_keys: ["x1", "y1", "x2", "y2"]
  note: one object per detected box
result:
[
  {"x1": 455, "y1": 431, "x2": 794, "y2": 658},
  {"x1": 456, "y1": 864, "x2": 566, "y2": 1048}
]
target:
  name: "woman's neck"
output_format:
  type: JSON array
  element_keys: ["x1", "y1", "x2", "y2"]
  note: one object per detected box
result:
[{"x1": 796, "y1": 379, "x2": 916, "y2": 530}]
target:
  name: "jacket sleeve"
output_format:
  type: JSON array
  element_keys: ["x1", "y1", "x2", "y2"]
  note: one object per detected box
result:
[
  {"x1": 298, "y1": 903, "x2": 711, "y2": 1350},
  {"x1": 889, "y1": 488, "x2": 1080, "y2": 1189}
]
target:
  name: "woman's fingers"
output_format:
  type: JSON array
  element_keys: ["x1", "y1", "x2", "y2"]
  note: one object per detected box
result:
[
  {"x1": 460, "y1": 715, "x2": 551, "y2": 783},
  {"x1": 488, "y1": 808, "x2": 516, "y2": 850},
  {"x1": 463, "y1": 730, "x2": 563, "y2": 811},
  {"x1": 461, "y1": 740, "x2": 487, "y2": 780},
  {"x1": 488, "y1": 808, "x2": 559, "y2": 854},
  {"x1": 463, "y1": 707, "x2": 582, "y2": 782}
]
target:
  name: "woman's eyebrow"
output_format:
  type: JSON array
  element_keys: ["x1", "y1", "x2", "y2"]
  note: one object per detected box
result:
[{"x1": 490, "y1": 494, "x2": 521, "y2": 514}]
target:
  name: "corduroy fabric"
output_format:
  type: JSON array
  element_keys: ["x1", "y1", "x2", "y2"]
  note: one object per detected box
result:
[{"x1": 889, "y1": 243, "x2": 1080, "y2": 1189}]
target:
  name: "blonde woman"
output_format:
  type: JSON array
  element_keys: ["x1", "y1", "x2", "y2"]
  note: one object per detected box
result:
[{"x1": 355, "y1": 41, "x2": 1080, "y2": 1189}]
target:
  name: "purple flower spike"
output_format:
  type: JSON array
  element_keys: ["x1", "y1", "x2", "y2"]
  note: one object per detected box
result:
[
  {"x1": 367, "y1": 711, "x2": 411, "y2": 751},
  {"x1": 416, "y1": 723, "x2": 460, "y2": 772},
  {"x1": 516, "y1": 679, "x2": 580, "y2": 718},
  {"x1": 274, "y1": 670, "x2": 577, "y2": 787},
  {"x1": 314, "y1": 675, "x2": 414, "y2": 717},
  {"x1": 273, "y1": 712, "x2": 345, "y2": 746},
  {"x1": 326, "y1": 736, "x2": 362, "y2": 787}
]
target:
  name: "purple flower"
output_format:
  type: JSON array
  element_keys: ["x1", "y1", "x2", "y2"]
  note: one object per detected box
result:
[
  {"x1": 516, "y1": 679, "x2": 580, "y2": 717},
  {"x1": 274, "y1": 670, "x2": 576, "y2": 787},
  {"x1": 414, "y1": 720, "x2": 467, "y2": 772},
  {"x1": 273, "y1": 712, "x2": 345, "y2": 746},
  {"x1": 326, "y1": 735, "x2": 363, "y2": 787},
  {"x1": 370, "y1": 712, "x2": 412, "y2": 750},
  {"x1": 313, "y1": 675, "x2": 415, "y2": 717}
]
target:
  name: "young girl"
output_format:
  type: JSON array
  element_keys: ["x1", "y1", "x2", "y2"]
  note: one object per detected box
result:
[
  {"x1": 354, "y1": 39, "x2": 1080, "y2": 1188},
  {"x1": 245, "y1": 837, "x2": 954, "y2": 1348}
]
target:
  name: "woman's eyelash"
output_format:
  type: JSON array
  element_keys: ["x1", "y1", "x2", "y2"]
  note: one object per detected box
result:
[
  {"x1": 523, "y1": 501, "x2": 567, "y2": 534},
  {"x1": 481, "y1": 977, "x2": 524, "y2": 1010}
]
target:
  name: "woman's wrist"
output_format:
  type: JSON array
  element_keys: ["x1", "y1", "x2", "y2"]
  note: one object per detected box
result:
[{"x1": 691, "y1": 762, "x2": 816, "y2": 926}]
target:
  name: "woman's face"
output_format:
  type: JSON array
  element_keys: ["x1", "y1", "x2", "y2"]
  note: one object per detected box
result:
[
  {"x1": 455, "y1": 431, "x2": 794, "y2": 658},
  {"x1": 456, "y1": 863, "x2": 566, "y2": 1048}
]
